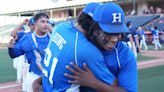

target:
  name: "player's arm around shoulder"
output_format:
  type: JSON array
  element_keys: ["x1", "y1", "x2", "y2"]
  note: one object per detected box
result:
[
  {"x1": 77, "y1": 45, "x2": 116, "y2": 83},
  {"x1": 65, "y1": 62, "x2": 127, "y2": 92}
]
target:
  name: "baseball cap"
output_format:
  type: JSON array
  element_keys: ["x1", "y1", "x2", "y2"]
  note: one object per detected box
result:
[
  {"x1": 93, "y1": 2, "x2": 129, "y2": 33},
  {"x1": 28, "y1": 17, "x2": 35, "y2": 25},
  {"x1": 48, "y1": 20, "x2": 55, "y2": 26},
  {"x1": 82, "y1": 2, "x2": 101, "y2": 17}
]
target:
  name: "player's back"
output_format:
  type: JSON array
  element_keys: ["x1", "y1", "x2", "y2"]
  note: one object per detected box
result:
[{"x1": 42, "y1": 22, "x2": 114, "y2": 92}]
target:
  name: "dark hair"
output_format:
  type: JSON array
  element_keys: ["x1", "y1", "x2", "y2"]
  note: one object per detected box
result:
[
  {"x1": 77, "y1": 12, "x2": 104, "y2": 49},
  {"x1": 34, "y1": 12, "x2": 49, "y2": 22},
  {"x1": 87, "y1": 22, "x2": 100, "y2": 38},
  {"x1": 77, "y1": 12, "x2": 95, "y2": 32},
  {"x1": 51, "y1": 24, "x2": 55, "y2": 27},
  {"x1": 86, "y1": 22, "x2": 105, "y2": 49},
  {"x1": 87, "y1": 22, "x2": 121, "y2": 50},
  {"x1": 154, "y1": 26, "x2": 158, "y2": 29}
]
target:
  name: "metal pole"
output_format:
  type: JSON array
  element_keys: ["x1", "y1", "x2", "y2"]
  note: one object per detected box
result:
[{"x1": 133, "y1": 0, "x2": 136, "y2": 11}]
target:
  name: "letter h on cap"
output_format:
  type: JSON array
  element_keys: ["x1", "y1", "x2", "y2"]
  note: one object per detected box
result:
[{"x1": 112, "y1": 13, "x2": 122, "y2": 23}]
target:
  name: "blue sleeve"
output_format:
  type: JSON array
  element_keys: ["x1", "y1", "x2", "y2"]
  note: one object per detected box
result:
[
  {"x1": 78, "y1": 46, "x2": 116, "y2": 92},
  {"x1": 8, "y1": 48, "x2": 17, "y2": 58},
  {"x1": 16, "y1": 32, "x2": 25, "y2": 42},
  {"x1": 118, "y1": 50, "x2": 138, "y2": 92},
  {"x1": 88, "y1": 58, "x2": 115, "y2": 85},
  {"x1": 132, "y1": 30, "x2": 138, "y2": 37},
  {"x1": 80, "y1": 47, "x2": 116, "y2": 85},
  {"x1": 8, "y1": 47, "x2": 25, "y2": 58}
]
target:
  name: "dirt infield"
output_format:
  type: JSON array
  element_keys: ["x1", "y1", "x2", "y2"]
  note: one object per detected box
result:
[
  {"x1": 0, "y1": 82, "x2": 22, "y2": 92},
  {"x1": 0, "y1": 50, "x2": 164, "y2": 92},
  {"x1": 138, "y1": 50, "x2": 164, "y2": 69}
]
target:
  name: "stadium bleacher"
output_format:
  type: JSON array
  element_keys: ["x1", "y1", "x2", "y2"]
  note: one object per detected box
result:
[
  {"x1": 125, "y1": 14, "x2": 160, "y2": 29},
  {"x1": 143, "y1": 16, "x2": 164, "y2": 31},
  {"x1": 54, "y1": 14, "x2": 162, "y2": 31},
  {"x1": 53, "y1": 14, "x2": 164, "y2": 44},
  {"x1": 155, "y1": 16, "x2": 164, "y2": 31},
  {"x1": 0, "y1": 14, "x2": 163, "y2": 44}
]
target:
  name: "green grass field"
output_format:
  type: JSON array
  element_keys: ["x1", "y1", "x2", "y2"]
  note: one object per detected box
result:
[
  {"x1": 137, "y1": 53, "x2": 156, "y2": 62},
  {"x1": 0, "y1": 48, "x2": 164, "y2": 92},
  {"x1": 139, "y1": 65, "x2": 164, "y2": 92},
  {"x1": 0, "y1": 48, "x2": 16, "y2": 83}
]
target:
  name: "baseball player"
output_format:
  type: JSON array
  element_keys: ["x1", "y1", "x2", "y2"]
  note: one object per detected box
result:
[
  {"x1": 10, "y1": 17, "x2": 35, "y2": 92},
  {"x1": 23, "y1": 17, "x2": 35, "y2": 92},
  {"x1": 8, "y1": 12, "x2": 50, "y2": 92},
  {"x1": 11, "y1": 19, "x2": 28, "y2": 84},
  {"x1": 152, "y1": 26, "x2": 162, "y2": 50},
  {"x1": 138, "y1": 27, "x2": 148, "y2": 50},
  {"x1": 33, "y1": 2, "x2": 127, "y2": 92},
  {"x1": 127, "y1": 21, "x2": 140, "y2": 57},
  {"x1": 65, "y1": 2, "x2": 138, "y2": 92}
]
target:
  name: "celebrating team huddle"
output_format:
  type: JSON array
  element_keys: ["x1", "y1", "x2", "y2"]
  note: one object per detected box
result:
[{"x1": 8, "y1": 2, "x2": 138, "y2": 92}]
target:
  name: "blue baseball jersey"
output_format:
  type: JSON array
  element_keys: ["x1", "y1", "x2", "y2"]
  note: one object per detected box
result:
[
  {"x1": 129, "y1": 27, "x2": 138, "y2": 43},
  {"x1": 139, "y1": 30, "x2": 145, "y2": 36},
  {"x1": 138, "y1": 30, "x2": 146, "y2": 40},
  {"x1": 140, "y1": 30, "x2": 145, "y2": 36},
  {"x1": 9, "y1": 32, "x2": 50, "y2": 75},
  {"x1": 152, "y1": 29, "x2": 160, "y2": 38},
  {"x1": 17, "y1": 31, "x2": 26, "y2": 41},
  {"x1": 122, "y1": 32, "x2": 131, "y2": 42},
  {"x1": 42, "y1": 22, "x2": 115, "y2": 92},
  {"x1": 16, "y1": 30, "x2": 35, "y2": 41},
  {"x1": 122, "y1": 27, "x2": 138, "y2": 44},
  {"x1": 102, "y1": 42, "x2": 138, "y2": 92}
]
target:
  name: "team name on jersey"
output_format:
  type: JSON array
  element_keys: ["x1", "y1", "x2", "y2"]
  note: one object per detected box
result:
[{"x1": 51, "y1": 32, "x2": 67, "y2": 50}]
